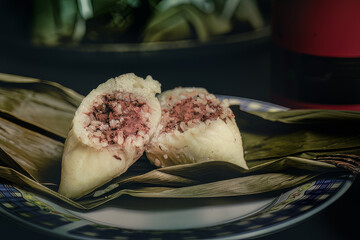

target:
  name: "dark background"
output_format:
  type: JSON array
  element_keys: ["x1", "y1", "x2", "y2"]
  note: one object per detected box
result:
[
  {"x1": 0, "y1": 1, "x2": 359, "y2": 239},
  {"x1": 0, "y1": 0, "x2": 272, "y2": 101}
]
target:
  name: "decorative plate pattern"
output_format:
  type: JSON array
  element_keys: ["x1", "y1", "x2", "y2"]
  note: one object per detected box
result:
[{"x1": 0, "y1": 97, "x2": 354, "y2": 240}]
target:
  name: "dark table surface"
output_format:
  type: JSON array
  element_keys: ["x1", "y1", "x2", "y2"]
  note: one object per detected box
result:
[{"x1": 0, "y1": 35, "x2": 359, "y2": 240}]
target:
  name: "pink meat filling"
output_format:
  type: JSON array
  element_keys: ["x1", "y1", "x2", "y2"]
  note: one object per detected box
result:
[
  {"x1": 86, "y1": 92, "x2": 150, "y2": 145},
  {"x1": 161, "y1": 93, "x2": 232, "y2": 133}
]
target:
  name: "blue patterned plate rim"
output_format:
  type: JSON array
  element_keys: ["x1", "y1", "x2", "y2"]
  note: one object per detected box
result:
[{"x1": 0, "y1": 96, "x2": 354, "y2": 240}]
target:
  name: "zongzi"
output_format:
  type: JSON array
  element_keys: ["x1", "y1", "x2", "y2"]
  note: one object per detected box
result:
[
  {"x1": 146, "y1": 87, "x2": 248, "y2": 169},
  {"x1": 58, "y1": 73, "x2": 161, "y2": 199}
]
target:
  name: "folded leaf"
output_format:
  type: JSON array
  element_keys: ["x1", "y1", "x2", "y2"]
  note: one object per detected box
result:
[
  {"x1": 248, "y1": 109, "x2": 360, "y2": 124},
  {"x1": 0, "y1": 74, "x2": 360, "y2": 210},
  {"x1": 0, "y1": 73, "x2": 83, "y2": 138},
  {"x1": 0, "y1": 117, "x2": 63, "y2": 184}
]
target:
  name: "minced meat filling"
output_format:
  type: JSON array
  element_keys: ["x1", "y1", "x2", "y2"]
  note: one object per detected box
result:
[
  {"x1": 85, "y1": 92, "x2": 150, "y2": 146},
  {"x1": 161, "y1": 93, "x2": 231, "y2": 133}
]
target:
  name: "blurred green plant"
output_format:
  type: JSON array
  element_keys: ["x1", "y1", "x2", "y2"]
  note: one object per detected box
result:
[{"x1": 32, "y1": 0, "x2": 266, "y2": 46}]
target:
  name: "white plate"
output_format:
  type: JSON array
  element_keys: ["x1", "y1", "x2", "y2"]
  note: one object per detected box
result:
[{"x1": 0, "y1": 96, "x2": 353, "y2": 239}]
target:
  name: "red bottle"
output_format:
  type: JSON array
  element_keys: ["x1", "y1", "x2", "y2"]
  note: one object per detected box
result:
[{"x1": 271, "y1": 0, "x2": 360, "y2": 110}]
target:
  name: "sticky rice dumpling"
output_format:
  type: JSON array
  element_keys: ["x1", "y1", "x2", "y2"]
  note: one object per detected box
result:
[
  {"x1": 58, "y1": 73, "x2": 161, "y2": 199},
  {"x1": 146, "y1": 87, "x2": 248, "y2": 169}
]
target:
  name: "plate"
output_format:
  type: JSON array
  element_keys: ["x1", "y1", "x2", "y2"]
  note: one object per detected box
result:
[
  {"x1": 49, "y1": 27, "x2": 270, "y2": 53},
  {"x1": 0, "y1": 97, "x2": 354, "y2": 240}
]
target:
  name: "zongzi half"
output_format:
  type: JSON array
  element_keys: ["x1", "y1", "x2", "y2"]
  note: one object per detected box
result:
[
  {"x1": 58, "y1": 73, "x2": 161, "y2": 199},
  {"x1": 146, "y1": 87, "x2": 248, "y2": 169}
]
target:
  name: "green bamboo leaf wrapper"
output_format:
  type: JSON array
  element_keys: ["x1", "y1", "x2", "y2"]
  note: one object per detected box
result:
[
  {"x1": 0, "y1": 165, "x2": 86, "y2": 209},
  {"x1": 230, "y1": 107, "x2": 360, "y2": 167},
  {"x1": 247, "y1": 109, "x2": 360, "y2": 124},
  {"x1": 0, "y1": 74, "x2": 360, "y2": 210},
  {"x1": 61, "y1": 155, "x2": 340, "y2": 209},
  {"x1": 0, "y1": 73, "x2": 83, "y2": 138},
  {"x1": 0, "y1": 117, "x2": 63, "y2": 184}
]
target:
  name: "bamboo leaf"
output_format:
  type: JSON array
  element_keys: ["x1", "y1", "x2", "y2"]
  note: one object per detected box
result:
[
  {"x1": 0, "y1": 73, "x2": 83, "y2": 138},
  {"x1": 0, "y1": 117, "x2": 63, "y2": 184},
  {"x1": 0, "y1": 74, "x2": 360, "y2": 209},
  {"x1": 247, "y1": 109, "x2": 360, "y2": 124}
]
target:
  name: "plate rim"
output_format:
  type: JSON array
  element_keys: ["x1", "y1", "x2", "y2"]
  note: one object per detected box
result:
[
  {"x1": 33, "y1": 27, "x2": 270, "y2": 54},
  {"x1": 218, "y1": 175, "x2": 354, "y2": 240},
  {"x1": 0, "y1": 175, "x2": 353, "y2": 240}
]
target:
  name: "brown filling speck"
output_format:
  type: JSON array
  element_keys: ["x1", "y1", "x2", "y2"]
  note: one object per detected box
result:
[
  {"x1": 86, "y1": 92, "x2": 151, "y2": 145},
  {"x1": 161, "y1": 93, "x2": 232, "y2": 133}
]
